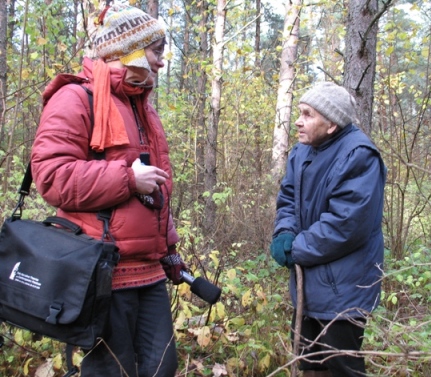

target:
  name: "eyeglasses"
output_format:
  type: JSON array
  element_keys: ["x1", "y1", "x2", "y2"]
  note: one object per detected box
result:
[{"x1": 147, "y1": 46, "x2": 165, "y2": 61}]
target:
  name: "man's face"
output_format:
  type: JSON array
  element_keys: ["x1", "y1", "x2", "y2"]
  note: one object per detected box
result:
[{"x1": 295, "y1": 104, "x2": 338, "y2": 147}]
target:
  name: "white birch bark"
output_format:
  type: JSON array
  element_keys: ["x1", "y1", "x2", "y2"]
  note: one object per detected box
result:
[
  {"x1": 271, "y1": 1, "x2": 302, "y2": 182},
  {"x1": 203, "y1": 0, "x2": 226, "y2": 237}
]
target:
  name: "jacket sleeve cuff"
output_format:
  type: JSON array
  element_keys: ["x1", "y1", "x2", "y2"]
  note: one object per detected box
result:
[{"x1": 126, "y1": 167, "x2": 137, "y2": 193}]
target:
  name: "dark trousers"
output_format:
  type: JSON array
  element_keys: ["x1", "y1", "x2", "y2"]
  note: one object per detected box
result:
[
  {"x1": 291, "y1": 314, "x2": 366, "y2": 377},
  {"x1": 80, "y1": 281, "x2": 178, "y2": 377}
]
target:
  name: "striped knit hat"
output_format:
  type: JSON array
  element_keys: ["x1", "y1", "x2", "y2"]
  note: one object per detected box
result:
[
  {"x1": 93, "y1": 4, "x2": 165, "y2": 71},
  {"x1": 299, "y1": 82, "x2": 358, "y2": 128}
]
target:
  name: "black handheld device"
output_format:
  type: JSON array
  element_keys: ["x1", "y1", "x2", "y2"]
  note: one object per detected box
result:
[
  {"x1": 180, "y1": 270, "x2": 222, "y2": 305},
  {"x1": 140, "y1": 152, "x2": 150, "y2": 165}
]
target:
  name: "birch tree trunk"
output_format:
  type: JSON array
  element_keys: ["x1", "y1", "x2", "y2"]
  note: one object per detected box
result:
[
  {"x1": 179, "y1": 0, "x2": 191, "y2": 91},
  {"x1": 0, "y1": 0, "x2": 7, "y2": 146},
  {"x1": 146, "y1": 0, "x2": 160, "y2": 108},
  {"x1": 343, "y1": 0, "x2": 392, "y2": 134},
  {"x1": 195, "y1": 0, "x2": 209, "y2": 207},
  {"x1": 146, "y1": 0, "x2": 159, "y2": 18},
  {"x1": 82, "y1": 0, "x2": 98, "y2": 59},
  {"x1": 271, "y1": 0, "x2": 302, "y2": 182},
  {"x1": 254, "y1": 0, "x2": 262, "y2": 177},
  {"x1": 203, "y1": 0, "x2": 226, "y2": 237}
]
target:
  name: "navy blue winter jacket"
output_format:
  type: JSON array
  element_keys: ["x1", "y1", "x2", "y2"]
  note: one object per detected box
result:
[{"x1": 274, "y1": 124, "x2": 386, "y2": 320}]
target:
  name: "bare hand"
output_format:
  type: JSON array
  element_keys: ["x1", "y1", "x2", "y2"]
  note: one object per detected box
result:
[{"x1": 131, "y1": 158, "x2": 169, "y2": 194}]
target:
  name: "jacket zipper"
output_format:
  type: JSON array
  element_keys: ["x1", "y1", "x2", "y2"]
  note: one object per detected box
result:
[
  {"x1": 131, "y1": 98, "x2": 163, "y2": 234},
  {"x1": 325, "y1": 264, "x2": 339, "y2": 294},
  {"x1": 130, "y1": 98, "x2": 146, "y2": 146}
]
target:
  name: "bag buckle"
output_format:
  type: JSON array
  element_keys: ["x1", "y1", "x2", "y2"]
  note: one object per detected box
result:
[
  {"x1": 97, "y1": 209, "x2": 115, "y2": 242},
  {"x1": 46, "y1": 302, "x2": 63, "y2": 324}
]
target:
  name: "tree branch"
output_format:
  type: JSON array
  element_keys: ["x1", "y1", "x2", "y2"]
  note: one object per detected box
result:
[
  {"x1": 316, "y1": 66, "x2": 341, "y2": 85},
  {"x1": 354, "y1": 63, "x2": 371, "y2": 91},
  {"x1": 361, "y1": 0, "x2": 394, "y2": 53}
]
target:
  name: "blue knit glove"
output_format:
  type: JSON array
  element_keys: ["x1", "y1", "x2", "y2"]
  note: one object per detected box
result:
[{"x1": 270, "y1": 233, "x2": 295, "y2": 268}]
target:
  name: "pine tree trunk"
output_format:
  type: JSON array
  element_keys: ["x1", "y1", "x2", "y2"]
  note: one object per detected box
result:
[{"x1": 343, "y1": 0, "x2": 379, "y2": 134}]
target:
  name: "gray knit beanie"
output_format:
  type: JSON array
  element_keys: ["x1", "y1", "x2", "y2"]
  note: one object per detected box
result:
[
  {"x1": 299, "y1": 82, "x2": 358, "y2": 128},
  {"x1": 93, "y1": 4, "x2": 165, "y2": 71}
]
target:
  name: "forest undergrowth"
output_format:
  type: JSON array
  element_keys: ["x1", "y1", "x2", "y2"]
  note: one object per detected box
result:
[
  {"x1": 1, "y1": 247, "x2": 431, "y2": 376},
  {"x1": 1, "y1": 162, "x2": 431, "y2": 376}
]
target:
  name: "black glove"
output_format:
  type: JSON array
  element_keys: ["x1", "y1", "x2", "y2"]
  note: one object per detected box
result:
[
  {"x1": 160, "y1": 246, "x2": 187, "y2": 285},
  {"x1": 270, "y1": 232, "x2": 295, "y2": 268}
]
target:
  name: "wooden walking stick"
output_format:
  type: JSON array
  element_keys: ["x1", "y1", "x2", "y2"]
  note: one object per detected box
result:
[{"x1": 292, "y1": 264, "x2": 304, "y2": 377}]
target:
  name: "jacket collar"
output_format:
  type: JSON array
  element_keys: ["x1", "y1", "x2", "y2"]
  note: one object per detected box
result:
[{"x1": 314, "y1": 123, "x2": 356, "y2": 152}]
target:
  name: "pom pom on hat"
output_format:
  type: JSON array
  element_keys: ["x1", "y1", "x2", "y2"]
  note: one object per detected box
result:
[
  {"x1": 299, "y1": 82, "x2": 358, "y2": 128},
  {"x1": 93, "y1": 4, "x2": 165, "y2": 71}
]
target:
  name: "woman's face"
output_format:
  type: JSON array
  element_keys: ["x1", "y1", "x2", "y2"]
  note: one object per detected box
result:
[{"x1": 125, "y1": 39, "x2": 166, "y2": 87}]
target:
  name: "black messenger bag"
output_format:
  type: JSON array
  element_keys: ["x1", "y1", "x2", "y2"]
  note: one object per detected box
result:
[{"x1": 0, "y1": 163, "x2": 119, "y2": 375}]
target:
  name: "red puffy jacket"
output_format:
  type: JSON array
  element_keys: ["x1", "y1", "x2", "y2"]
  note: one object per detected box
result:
[{"x1": 31, "y1": 58, "x2": 179, "y2": 289}]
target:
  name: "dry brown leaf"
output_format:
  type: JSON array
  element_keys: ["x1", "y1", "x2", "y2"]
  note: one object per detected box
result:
[
  {"x1": 212, "y1": 362, "x2": 228, "y2": 376},
  {"x1": 34, "y1": 359, "x2": 55, "y2": 377}
]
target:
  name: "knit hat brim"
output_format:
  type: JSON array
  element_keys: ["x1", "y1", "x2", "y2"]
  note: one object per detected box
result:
[{"x1": 119, "y1": 49, "x2": 151, "y2": 70}]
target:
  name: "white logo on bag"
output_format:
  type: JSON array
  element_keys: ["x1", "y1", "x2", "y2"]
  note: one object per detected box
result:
[
  {"x1": 9, "y1": 262, "x2": 41, "y2": 289},
  {"x1": 9, "y1": 262, "x2": 20, "y2": 280}
]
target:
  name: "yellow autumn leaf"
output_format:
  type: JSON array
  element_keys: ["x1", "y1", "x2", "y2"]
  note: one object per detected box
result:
[
  {"x1": 177, "y1": 280, "x2": 192, "y2": 299},
  {"x1": 209, "y1": 250, "x2": 220, "y2": 267},
  {"x1": 258, "y1": 353, "x2": 271, "y2": 372},
  {"x1": 196, "y1": 326, "x2": 211, "y2": 347},
  {"x1": 228, "y1": 316, "x2": 245, "y2": 327},
  {"x1": 180, "y1": 300, "x2": 192, "y2": 317},
  {"x1": 58, "y1": 42, "x2": 67, "y2": 52},
  {"x1": 188, "y1": 326, "x2": 212, "y2": 347},
  {"x1": 24, "y1": 357, "x2": 33, "y2": 376},
  {"x1": 53, "y1": 353, "x2": 63, "y2": 370},
  {"x1": 241, "y1": 289, "x2": 252, "y2": 307},
  {"x1": 216, "y1": 301, "x2": 225, "y2": 319},
  {"x1": 21, "y1": 69, "x2": 29, "y2": 80},
  {"x1": 226, "y1": 268, "x2": 236, "y2": 280},
  {"x1": 174, "y1": 311, "x2": 187, "y2": 330},
  {"x1": 14, "y1": 329, "x2": 23, "y2": 345},
  {"x1": 37, "y1": 37, "x2": 48, "y2": 45},
  {"x1": 72, "y1": 352, "x2": 83, "y2": 369},
  {"x1": 227, "y1": 283, "x2": 238, "y2": 294},
  {"x1": 227, "y1": 357, "x2": 244, "y2": 371},
  {"x1": 208, "y1": 308, "x2": 216, "y2": 322}
]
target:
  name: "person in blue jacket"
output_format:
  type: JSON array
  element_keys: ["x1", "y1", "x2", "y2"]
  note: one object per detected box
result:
[{"x1": 271, "y1": 82, "x2": 386, "y2": 377}]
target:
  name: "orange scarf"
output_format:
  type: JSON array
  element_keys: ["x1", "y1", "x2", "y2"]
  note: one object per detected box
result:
[{"x1": 90, "y1": 59, "x2": 130, "y2": 152}]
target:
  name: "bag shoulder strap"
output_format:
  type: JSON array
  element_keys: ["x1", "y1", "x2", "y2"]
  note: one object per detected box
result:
[
  {"x1": 18, "y1": 85, "x2": 111, "y2": 222},
  {"x1": 67, "y1": 84, "x2": 105, "y2": 161}
]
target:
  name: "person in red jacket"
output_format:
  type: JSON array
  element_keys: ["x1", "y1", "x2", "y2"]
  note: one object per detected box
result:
[{"x1": 31, "y1": 4, "x2": 184, "y2": 377}]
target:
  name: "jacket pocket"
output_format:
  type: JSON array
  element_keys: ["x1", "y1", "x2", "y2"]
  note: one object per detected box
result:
[{"x1": 325, "y1": 264, "x2": 338, "y2": 295}]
